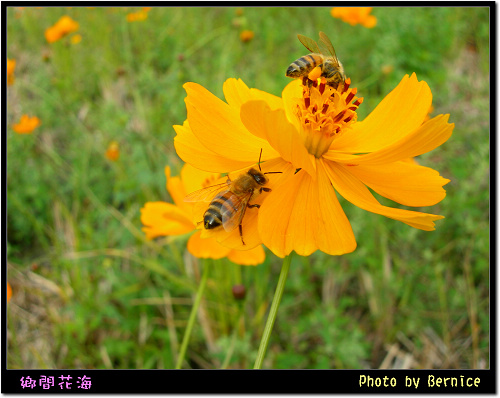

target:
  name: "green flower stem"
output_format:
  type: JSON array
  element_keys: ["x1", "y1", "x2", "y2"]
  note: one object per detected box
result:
[
  {"x1": 253, "y1": 252, "x2": 294, "y2": 369},
  {"x1": 175, "y1": 260, "x2": 210, "y2": 369}
]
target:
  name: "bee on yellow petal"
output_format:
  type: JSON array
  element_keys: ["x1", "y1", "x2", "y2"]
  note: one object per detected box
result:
[{"x1": 185, "y1": 151, "x2": 281, "y2": 246}]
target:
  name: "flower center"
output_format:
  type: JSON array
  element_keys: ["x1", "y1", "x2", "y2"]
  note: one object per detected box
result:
[{"x1": 293, "y1": 77, "x2": 363, "y2": 158}]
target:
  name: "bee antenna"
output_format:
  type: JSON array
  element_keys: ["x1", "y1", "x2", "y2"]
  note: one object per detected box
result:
[{"x1": 258, "y1": 148, "x2": 263, "y2": 171}]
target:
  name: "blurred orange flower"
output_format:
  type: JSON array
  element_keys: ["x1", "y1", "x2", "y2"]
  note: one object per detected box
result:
[
  {"x1": 105, "y1": 141, "x2": 120, "y2": 161},
  {"x1": 7, "y1": 59, "x2": 16, "y2": 86},
  {"x1": 141, "y1": 164, "x2": 265, "y2": 265},
  {"x1": 70, "y1": 34, "x2": 82, "y2": 45},
  {"x1": 126, "y1": 8, "x2": 149, "y2": 22},
  {"x1": 7, "y1": 282, "x2": 12, "y2": 303},
  {"x1": 13, "y1": 115, "x2": 41, "y2": 134},
  {"x1": 331, "y1": 7, "x2": 377, "y2": 28},
  {"x1": 45, "y1": 16, "x2": 79, "y2": 43},
  {"x1": 240, "y1": 30, "x2": 255, "y2": 42}
]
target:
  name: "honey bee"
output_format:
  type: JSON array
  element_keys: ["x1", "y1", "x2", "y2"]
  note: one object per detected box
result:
[
  {"x1": 286, "y1": 31, "x2": 346, "y2": 88},
  {"x1": 184, "y1": 152, "x2": 281, "y2": 245}
]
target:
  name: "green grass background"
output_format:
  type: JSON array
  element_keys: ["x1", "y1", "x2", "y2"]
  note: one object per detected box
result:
[{"x1": 7, "y1": 6, "x2": 489, "y2": 369}]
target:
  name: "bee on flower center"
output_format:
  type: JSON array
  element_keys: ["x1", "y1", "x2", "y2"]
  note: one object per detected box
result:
[
  {"x1": 286, "y1": 31, "x2": 346, "y2": 89},
  {"x1": 184, "y1": 150, "x2": 281, "y2": 245}
]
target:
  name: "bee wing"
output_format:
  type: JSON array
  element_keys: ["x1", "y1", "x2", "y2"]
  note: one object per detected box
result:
[
  {"x1": 318, "y1": 31, "x2": 339, "y2": 60},
  {"x1": 297, "y1": 34, "x2": 321, "y2": 54},
  {"x1": 220, "y1": 192, "x2": 252, "y2": 232},
  {"x1": 184, "y1": 181, "x2": 230, "y2": 203}
]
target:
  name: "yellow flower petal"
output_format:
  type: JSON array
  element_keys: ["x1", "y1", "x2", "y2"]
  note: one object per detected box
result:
[
  {"x1": 345, "y1": 160, "x2": 449, "y2": 207},
  {"x1": 240, "y1": 100, "x2": 316, "y2": 178},
  {"x1": 174, "y1": 120, "x2": 254, "y2": 173},
  {"x1": 187, "y1": 231, "x2": 231, "y2": 259},
  {"x1": 281, "y1": 79, "x2": 306, "y2": 132},
  {"x1": 328, "y1": 114, "x2": 454, "y2": 165},
  {"x1": 184, "y1": 82, "x2": 275, "y2": 163},
  {"x1": 179, "y1": 163, "x2": 220, "y2": 199},
  {"x1": 228, "y1": 245, "x2": 265, "y2": 266},
  {"x1": 165, "y1": 166, "x2": 188, "y2": 210},
  {"x1": 140, "y1": 201, "x2": 193, "y2": 239},
  {"x1": 223, "y1": 78, "x2": 284, "y2": 112},
  {"x1": 332, "y1": 74, "x2": 433, "y2": 153},
  {"x1": 259, "y1": 159, "x2": 356, "y2": 257},
  {"x1": 325, "y1": 161, "x2": 444, "y2": 230}
]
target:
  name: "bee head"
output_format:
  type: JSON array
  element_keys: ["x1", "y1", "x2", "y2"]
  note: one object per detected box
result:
[{"x1": 248, "y1": 168, "x2": 268, "y2": 185}]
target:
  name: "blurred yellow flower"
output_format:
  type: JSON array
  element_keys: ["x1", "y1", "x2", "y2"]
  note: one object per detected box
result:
[
  {"x1": 141, "y1": 164, "x2": 265, "y2": 265},
  {"x1": 240, "y1": 30, "x2": 255, "y2": 42},
  {"x1": 126, "y1": 9, "x2": 148, "y2": 22},
  {"x1": 331, "y1": 7, "x2": 377, "y2": 28},
  {"x1": 105, "y1": 141, "x2": 120, "y2": 161},
  {"x1": 70, "y1": 34, "x2": 82, "y2": 45},
  {"x1": 174, "y1": 73, "x2": 453, "y2": 258},
  {"x1": 7, "y1": 59, "x2": 16, "y2": 86},
  {"x1": 45, "y1": 16, "x2": 79, "y2": 43},
  {"x1": 381, "y1": 64, "x2": 394, "y2": 75},
  {"x1": 13, "y1": 115, "x2": 41, "y2": 134}
]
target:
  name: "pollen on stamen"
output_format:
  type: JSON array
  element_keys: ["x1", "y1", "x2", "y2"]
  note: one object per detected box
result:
[
  {"x1": 318, "y1": 79, "x2": 326, "y2": 95},
  {"x1": 342, "y1": 78, "x2": 351, "y2": 93},
  {"x1": 304, "y1": 95, "x2": 310, "y2": 109},
  {"x1": 345, "y1": 88, "x2": 357, "y2": 105},
  {"x1": 322, "y1": 102, "x2": 329, "y2": 114},
  {"x1": 333, "y1": 109, "x2": 347, "y2": 124},
  {"x1": 352, "y1": 97, "x2": 364, "y2": 107}
]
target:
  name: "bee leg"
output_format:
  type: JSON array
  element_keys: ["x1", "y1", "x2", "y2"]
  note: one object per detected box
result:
[
  {"x1": 260, "y1": 187, "x2": 271, "y2": 193},
  {"x1": 239, "y1": 224, "x2": 245, "y2": 245},
  {"x1": 247, "y1": 203, "x2": 260, "y2": 209}
]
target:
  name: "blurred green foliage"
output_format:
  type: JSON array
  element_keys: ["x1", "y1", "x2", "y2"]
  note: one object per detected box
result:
[{"x1": 7, "y1": 6, "x2": 489, "y2": 369}]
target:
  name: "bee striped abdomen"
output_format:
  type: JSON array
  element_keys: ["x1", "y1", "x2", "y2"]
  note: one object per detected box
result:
[
  {"x1": 203, "y1": 193, "x2": 238, "y2": 230},
  {"x1": 286, "y1": 54, "x2": 322, "y2": 78}
]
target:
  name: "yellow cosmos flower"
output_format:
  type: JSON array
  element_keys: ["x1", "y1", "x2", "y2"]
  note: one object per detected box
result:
[
  {"x1": 141, "y1": 164, "x2": 265, "y2": 265},
  {"x1": 13, "y1": 115, "x2": 41, "y2": 134},
  {"x1": 174, "y1": 74, "x2": 453, "y2": 258},
  {"x1": 45, "y1": 16, "x2": 79, "y2": 43},
  {"x1": 7, "y1": 59, "x2": 15, "y2": 86},
  {"x1": 331, "y1": 7, "x2": 377, "y2": 28}
]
